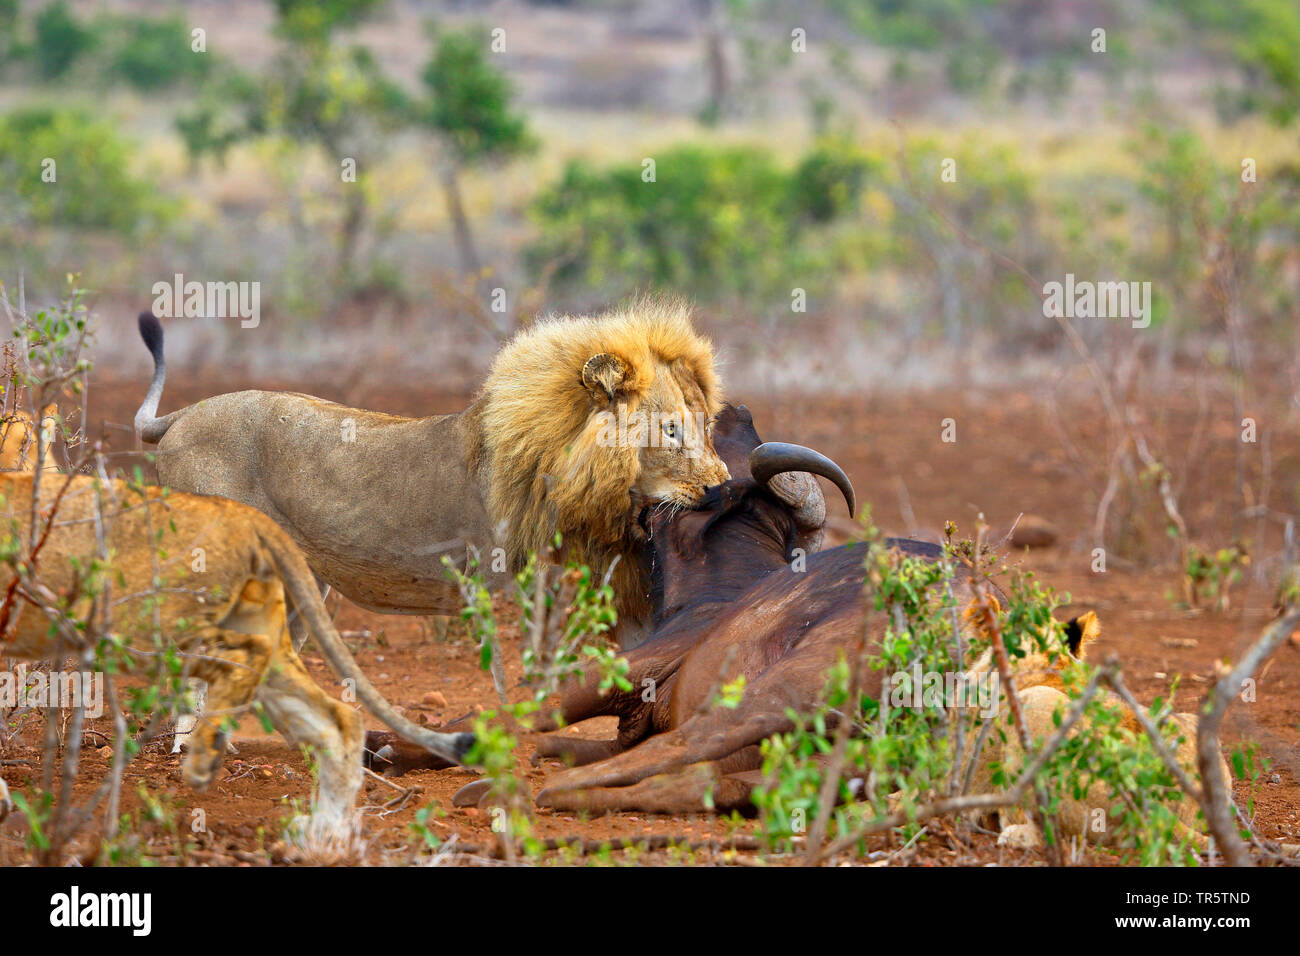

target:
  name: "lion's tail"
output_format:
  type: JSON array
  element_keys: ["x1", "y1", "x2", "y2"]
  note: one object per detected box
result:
[
  {"x1": 256, "y1": 521, "x2": 476, "y2": 768},
  {"x1": 134, "y1": 312, "x2": 182, "y2": 444}
]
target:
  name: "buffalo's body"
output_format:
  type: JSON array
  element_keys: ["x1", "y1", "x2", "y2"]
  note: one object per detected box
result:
[
  {"x1": 529, "y1": 409, "x2": 987, "y2": 813},
  {"x1": 531, "y1": 532, "x2": 976, "y2": 812}
]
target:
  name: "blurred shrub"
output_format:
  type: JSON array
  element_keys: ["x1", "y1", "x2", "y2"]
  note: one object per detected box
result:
[
  {"x1": 1163, "y1": 0, "x2": 1300, "y2": 125},
  {"x1": 272, "y1": 0, "x2": 387, "y2": 45},
  {"x1": 789, "y1": 139, "x2": 876, "y2": 223},
  {"x1": 0, "y1": 108, "x2": 164, "y2": 233},
  {"x1": 0, "y1": 0, "x2": 20, "y2": 67},
  {"x1": 32, "y1": 0, "x2": 95, "y2": 80},
  {"x1": 105, "y1": 15, "x2": 210, "y2": 91},
  {"x1": 1128, "y1": 120, "x2": 1300, "y2": 340},
  {"x1": 826, "y1": 0, "x2": 983, "y2": 51},
  {"x1": 527, "y1": 143, "x2": 869, "y2": 303}
]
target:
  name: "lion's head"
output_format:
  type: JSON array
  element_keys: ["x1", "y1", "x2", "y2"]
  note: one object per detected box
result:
[{"x1": 473, "y1": 297, "x2": 729, "y2": 623}]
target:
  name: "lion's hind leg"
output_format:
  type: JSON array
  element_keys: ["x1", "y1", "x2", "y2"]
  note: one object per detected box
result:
[
  {"x1": 210, "y1": 574, "x2": 363, "y2": 843},
  {"x1": 184, "y1": 575, "x2": 363, "y2": 845},
  {"x1": 250, "y1": 584, "x2": 363, "y2": 845},
  {"x1": 257, "y1": 636, "x2": 364, "y2": 845}
]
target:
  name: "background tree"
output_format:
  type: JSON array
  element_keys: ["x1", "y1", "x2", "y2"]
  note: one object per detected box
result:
[
  {"x1": 175, "y1": 0, "x2": 405, "y2": 288},
  {"x1": 32, "y1": 0, "x2": 95, "y2": 80},
  {"x1": 416, "y1": 27, "x2": 534, "y2": 278}
]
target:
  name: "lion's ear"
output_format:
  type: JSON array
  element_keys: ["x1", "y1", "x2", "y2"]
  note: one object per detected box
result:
[
  {"x1": 1063, "y1": 611, "x2": 1101, "y2": 658},
  {"x1": 581, "y1": 353, "x2": 627, "y2": 402}
]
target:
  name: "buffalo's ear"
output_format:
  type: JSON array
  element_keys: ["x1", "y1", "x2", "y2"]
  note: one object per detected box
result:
[
  {"x1": 667, "y1": 479, "x2": 756, "y2": 560},
  {"x1": 669, "y1": 509, "x2": 717, "y2": 561},
  {"x1": 581, "y1": 353, "x2": 627, "y2": 402},
  {"x1": 1063, "y1": 611, "x2": 1101, "y2": 658}
]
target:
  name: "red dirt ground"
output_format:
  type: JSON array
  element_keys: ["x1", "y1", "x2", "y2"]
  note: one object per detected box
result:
[{"x1": 2, "y1": 371, "x2": 1298, "y2": 865}]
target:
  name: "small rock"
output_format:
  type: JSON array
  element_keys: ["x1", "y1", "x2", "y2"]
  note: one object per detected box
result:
[
  {"x1": 421, "y1": 691, "x2": 448, "y2": 709},
  {"x1": 1011, "y1": 515, "x2": 1057, "y2": 549}
]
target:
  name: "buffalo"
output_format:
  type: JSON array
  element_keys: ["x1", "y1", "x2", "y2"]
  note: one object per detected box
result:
[{"x1": 528, "y1": 404, "x2": 987, "y2": 813}]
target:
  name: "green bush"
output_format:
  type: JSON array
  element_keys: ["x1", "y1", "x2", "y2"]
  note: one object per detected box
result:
[
  {"x1": 789, "y1": 139, "x2": 875, "y2": 223},
  {"x1": 32, "y1": 0, "x2": 95, "y2": 80},
  {"x1": 0, "y1": 0, "x2": 20, "y2": 66},
  {"x1": 527, "y1": 143, "x2": 867, "y2": 304},
  {"x1": 0, "y1": 108, "x2": 164, "y2": 233},
  {"x1": 1163, "y1": 0, "x2": 1300, "y2": 125},
  {"x1": 420, "y1": 27, "x2": 533, "y2": 164},
  {"x1": 107, "y1": 15, "x2": 209, "y2": 91},
  {"x1": 753, "y1": 523, "x2": 1204, "y2": 864}
]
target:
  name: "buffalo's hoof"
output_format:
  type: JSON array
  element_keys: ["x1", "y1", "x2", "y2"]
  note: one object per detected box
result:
[
  {"x1": 452, "y1": 778, "x2": 493, "y2": 808},
  {"x1": 363, "y1": 730, "x2": 459, "y2": 776},
  {"x1": 453, "y1": 777, "x2": 531, "y2": 809}
]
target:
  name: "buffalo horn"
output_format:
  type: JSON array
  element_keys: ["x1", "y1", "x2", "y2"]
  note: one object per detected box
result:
[{"x1": 749, "y1": 442, "x2": 856, "y2": 519}]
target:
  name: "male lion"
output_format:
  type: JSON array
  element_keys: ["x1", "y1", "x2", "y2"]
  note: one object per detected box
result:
[
  {"x1": 134, "y1": 298, "x2": 729, "y2": 645},
  {"x1": 0, "y1": 471, "x2": 473, "y2": 841}
]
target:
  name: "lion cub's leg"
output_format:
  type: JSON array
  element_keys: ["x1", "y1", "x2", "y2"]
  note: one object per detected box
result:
[
  {"x1": 172, "y1": 681, "x2": 238, "y2": 756},
  {"x1": 183, "y1": 627, "x2": 274, "y2": 791},
  {"x1": 171, "y1": 683, "x2": 201, "y2": 755},
  {"x1": 182, "y1": 577, "x2": 288, "y2": 789},
  {"x1": 247, "y1": 581, "x2": 363, "y2": 841},
  {"x1": 257, "y1": 632, "x2": 364, "y2": 842}
]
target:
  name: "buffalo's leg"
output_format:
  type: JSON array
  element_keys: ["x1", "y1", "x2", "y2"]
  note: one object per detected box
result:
[
  {"x1": 536, "y1": 642, "x2": 838, "y2": 795},
  {"x1": 364, "y1": 710, "x2": 478, "y2": 775},
  {"x1": 531, "y1": 732, "x2": 627, "y2": 767},
  {"x1": 536, "y1": 760, "x2": 763, "y2": 815}
]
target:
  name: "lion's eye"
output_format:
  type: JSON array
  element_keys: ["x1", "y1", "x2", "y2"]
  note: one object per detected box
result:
[{"x1": 664, "y1": 422, "x2": 677, "y2": 439}]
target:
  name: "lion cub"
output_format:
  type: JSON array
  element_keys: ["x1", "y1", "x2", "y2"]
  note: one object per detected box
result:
[
  {"x1": 964, "y1": 611, "x2": 1229, "y2": 852},
  {"x1": 0, "y1": 471, "x2": 472, "y2": 841},
  {"x1": 0, "y1": 404, "x2": 58, "y2": 472}
]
